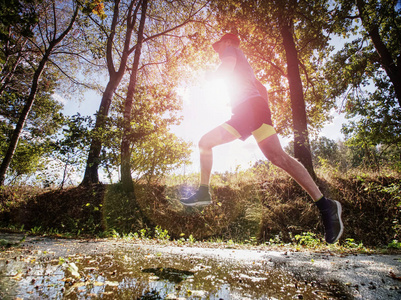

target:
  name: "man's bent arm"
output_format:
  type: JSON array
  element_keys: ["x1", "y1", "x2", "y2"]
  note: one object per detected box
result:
[
  {"x1": 255, "y1": 79, "x2": 268, "y2": 101},
  {"x1": 208, "y1": 56, "x2": 237, "y2": 80}
]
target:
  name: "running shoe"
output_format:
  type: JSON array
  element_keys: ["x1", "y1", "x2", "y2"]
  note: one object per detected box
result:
[
  {"x1": 319, "y1": 199, "x2": 344, "y2": 244},
  {"x1": 180, "y1": 189, "x2": 211, "y2": 207}
]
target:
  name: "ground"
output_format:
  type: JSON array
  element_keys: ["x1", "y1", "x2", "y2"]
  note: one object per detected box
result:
[{"x1": 0, "y1": 233, "x2": 400, "y2": 299}]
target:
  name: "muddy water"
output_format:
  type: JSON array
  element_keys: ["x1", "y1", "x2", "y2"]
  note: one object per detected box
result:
[{"x1": 0, "y1": 236, "x2": 347, "y2": 299}]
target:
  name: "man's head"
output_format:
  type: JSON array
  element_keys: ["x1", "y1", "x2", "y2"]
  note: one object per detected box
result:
[{"x1": 212, "y1": 33, "x2": 240, "y2": 53}]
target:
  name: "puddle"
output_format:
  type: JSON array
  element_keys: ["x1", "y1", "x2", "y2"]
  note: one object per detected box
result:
[{"x1": 0, "y1": 240, "x2": 348, "y2": 299}]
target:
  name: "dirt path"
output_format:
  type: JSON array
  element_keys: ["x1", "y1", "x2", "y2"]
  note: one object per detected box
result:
[
  {"x1": 0, "y1": 233, "x2": 401, "y2": 299},
  {"x1": 152, "y1": 244, "x2": 401, "y2": 299}
]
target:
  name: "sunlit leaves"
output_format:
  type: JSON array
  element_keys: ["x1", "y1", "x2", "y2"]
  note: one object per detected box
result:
[
  {"x1": 91, "y1": 1, "x2": 106, "y2": 18},
  {"x1": 130, "y1": 131, "x2": 192, "y2": 183},
  {"x1": 102, "y1": 81, "x2": 191, "y2": 183},
  {"x1": 81, "y1": 0, "x2": 107, "y2": 19}
]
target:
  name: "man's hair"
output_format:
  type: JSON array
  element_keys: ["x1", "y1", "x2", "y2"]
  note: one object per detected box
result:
[
  {"x1": 219, "y1": 33, "x2": 240, "y2": 46},
  {"x1": 225, "y1": 38, "x2": 238, "y2": 47},
  {"x1": 212, "y1": 33, "x2": 240, "y2": 51}
]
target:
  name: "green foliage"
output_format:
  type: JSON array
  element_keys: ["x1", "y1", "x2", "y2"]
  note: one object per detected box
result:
[
  {"x1": 287, "y1": 135, "x2": 401, "y2": 173},
  {"x1": 0, "y1": 82, "x2": 65, "y2": 184},
  {"x1": 81, "y1": 0, "x2": 107, "y2": 20},
  {"x1": 29, "y1": 226, "x2": 42, "y2": 235},
  {"x1": 154, "y1": 226, "x2": 170, "y2": 241},
  {"x1": 187, "y1": 234, "x2": 196, "y2": 244},
  {"x1": 387, "y1": 240, "x2": 401, "y2": 249},
  {"x1": 326, "y1": 0, "x2": 401, "y2": 168},
  {"x1": 295, "y1": 232, "x2": 322, "y2": 247},
  {"x1": 0, "y1": 0, "x2": 39, "y2": 41},
  {"x1": 104, "y1": 83, "x2": 192, "y2": 183},
  {"x1": 0, "y1": 0, "x2": 83, "y2": 185},
  {"x1": 50, "y1": 114, "x2": 93, "y2": 187},
  {"x1": 287, "y1": 137, "x2": 346, "y2": 171},
  {"x1": 339, "y1": 70, "x2": 401, "y2": 171},
  {"x1": 130, "y1": 131, "x2": 192, "y2": 184},
  {"x1": 267, "y1": 234, "x2": 285, "y2": 246},
  {"x1": 311, "y1": 137, "x2": 340, "y2": 166},
  {"x1": 343, "y1": 238, "x2": 364, "y2": 250},
  {"x1": 139, "y1": 228, "x2": 149, "y2": 239}
]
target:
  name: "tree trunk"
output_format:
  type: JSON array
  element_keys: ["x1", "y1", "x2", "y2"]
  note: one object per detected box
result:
[
  {"x1": 81, "y1": 79, "x2": 119, "y2": 185},
  {"x1": 279, "y1": 20, "x2": 316, "y2": 179},
  {"x1": 120, "y1": 0, "x2": 147, "y2": 193},
  {"x1": 0, "y1": 56, "x2": 47, "y2": 186},
  {"x1": 80, "y1": 0, "x2": 140, "y2": 186},
  {"x1": 356, "y1": 0, "x2": 401, "y2": 107}
]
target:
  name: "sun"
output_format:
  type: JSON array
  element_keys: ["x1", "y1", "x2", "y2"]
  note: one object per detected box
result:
[
  {"x1": 176, "y1": 76, "x2": 232, "y2": 141},
  {"x1": 196, "y1": 77, "x2": 233, "y2": 135},
  {"x1": 202, "y1": 77, "x2": 231, "y2": 109}
]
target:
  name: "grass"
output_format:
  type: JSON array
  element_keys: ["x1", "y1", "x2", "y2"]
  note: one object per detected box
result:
[{"x1": 0, "y1": 163, "x2": 400, "y2": 253}]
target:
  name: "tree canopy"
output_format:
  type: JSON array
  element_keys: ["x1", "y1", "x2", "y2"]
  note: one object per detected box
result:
[{"x1": 326, "y1": 0, "x2": 401, "y2": 170}]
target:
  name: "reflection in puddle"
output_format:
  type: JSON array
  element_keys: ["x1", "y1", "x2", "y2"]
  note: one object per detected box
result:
[
  {"x1": 0, "y1": 245, "x2": 347, "y2": 299},
  {"x1": 142, "y1": 267, "x2": 195, "y2": 284}
]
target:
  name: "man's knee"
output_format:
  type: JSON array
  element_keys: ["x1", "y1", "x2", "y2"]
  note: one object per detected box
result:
[
  {"x1": 198, "y1": 135, "x2": 213, "y2": 150},
  {"x1": 199, "y1": 126, "x2": 237, "y2": 151}
]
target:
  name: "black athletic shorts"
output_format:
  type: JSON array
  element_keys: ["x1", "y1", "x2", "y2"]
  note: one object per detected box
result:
[{"x1": 222, "y1": 96, "x2": 276, "y2": 142}]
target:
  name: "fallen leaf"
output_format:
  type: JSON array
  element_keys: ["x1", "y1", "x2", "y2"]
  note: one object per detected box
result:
[
  {"x1": 71, "y1": 281, "x2": 86, "y2": 288},
  {"x1": 101, "y1": 291, "x2": 113, "y2": 295},
  {"x1": 389, "y1": 270, "x2": 401, "y2": 281},
  {"x1": 148, "y1": 276, "x2": 159, "y2": 281},
  {"x1": 189, "y1": 290, "x2": 207, "y2": 297},
  {"x1": 105, "y1": 281, "x2": 119, "y2": 286},
  {"x1": 11, "y1": 272, "x2": 23, "y2": 280}
]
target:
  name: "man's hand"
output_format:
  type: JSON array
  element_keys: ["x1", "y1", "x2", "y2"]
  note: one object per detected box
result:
[
  {"x1": 204, "y1": 55, "x2": 236, "y2": 82},
  {"x1": 216, "y1": 56, "x2": 236, "y2": 76}
]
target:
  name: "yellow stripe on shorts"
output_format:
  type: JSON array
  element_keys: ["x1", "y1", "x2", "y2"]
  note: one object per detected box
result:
[
  {"x1": 252, "y1": 124, "x2": 276, "y2": 143},
  {"x1": 221, "y1": 123, "x2": 242, "y2": 139}
]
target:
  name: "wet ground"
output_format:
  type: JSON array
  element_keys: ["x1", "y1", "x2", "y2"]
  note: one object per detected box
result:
[{"x1": 0, "y1": 234, "x2": 400, "y2": 299}]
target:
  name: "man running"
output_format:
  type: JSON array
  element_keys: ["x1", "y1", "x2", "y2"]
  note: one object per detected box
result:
[{"x1": 180, "y1": 33, "x2": 343, "y2": 244}]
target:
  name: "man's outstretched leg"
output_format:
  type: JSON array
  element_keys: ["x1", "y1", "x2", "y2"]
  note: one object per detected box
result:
[
  {"x1": 181, "y1": 125, "x2": 238, "y2": 207},
  {"x1": 257, "y1": 134, "x2": 344, "y2": 244}
]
